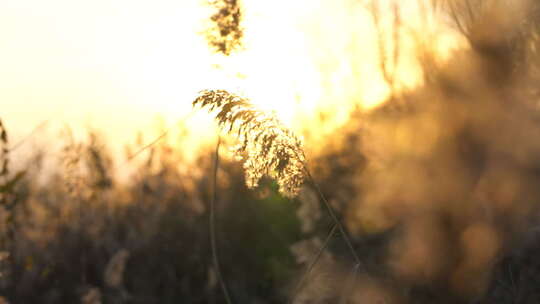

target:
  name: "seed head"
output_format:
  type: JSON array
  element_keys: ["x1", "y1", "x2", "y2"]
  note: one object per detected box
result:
[{"x1": 193, "y1": 89, "x2": 306, "y2": 197}]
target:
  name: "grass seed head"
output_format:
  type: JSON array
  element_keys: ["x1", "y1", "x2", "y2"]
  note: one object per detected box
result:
[
  {"x1": 193, "y1": 89, "x2": 306, "y2": 197},
  {"x1": 205, "y1": 0, "x2": 244, "y2": 56}
]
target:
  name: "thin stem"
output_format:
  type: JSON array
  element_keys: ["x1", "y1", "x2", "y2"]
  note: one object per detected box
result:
[
  {"x1": 9, "y1": 120, "x2": 48, "y2": 152},
  {"x1": 288, "y1": 223, "x2": 338, "y2": 304},
  {"x1": 210, "y1": 137, "x2": 233, "y2": 304},
  {"x1": 304, "y1": 167, "x2": 363, "y2": 267},
  {"x1": 288, "y1": 148, "x2": 384, "y2": 303},
  {"x1": 302, "y1": 167, "x2": 389, "y2": 303},
  {"x1": 339, "y1": 263, "x2": 361, "y2": 304}
]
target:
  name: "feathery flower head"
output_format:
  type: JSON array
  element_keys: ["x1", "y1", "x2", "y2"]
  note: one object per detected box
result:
[{"x1": 193, "y1": 89, "x2": 306, "y2": 197}]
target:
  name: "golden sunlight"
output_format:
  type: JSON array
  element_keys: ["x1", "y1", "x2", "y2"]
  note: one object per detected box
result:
[
  {"x1": 1, "y1": 0, "x2": 463, "y2": 147},
  {"x1": 4, "y1": 0, "x2": 530, "y2": 302}
]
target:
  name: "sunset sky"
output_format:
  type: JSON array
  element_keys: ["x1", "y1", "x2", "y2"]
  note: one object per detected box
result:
[{"x1": 1, "y1": 0, "x2": 461, "y2": 153}]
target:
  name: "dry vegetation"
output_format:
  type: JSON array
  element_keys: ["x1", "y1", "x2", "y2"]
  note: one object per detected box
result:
[{"x1": 3, "y1": 0, "x2": 540, "y2": 303}]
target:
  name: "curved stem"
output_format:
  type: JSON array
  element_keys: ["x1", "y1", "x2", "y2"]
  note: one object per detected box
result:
[{"x1": 210, "y1": 137, "x2": 233, "y2": 304}]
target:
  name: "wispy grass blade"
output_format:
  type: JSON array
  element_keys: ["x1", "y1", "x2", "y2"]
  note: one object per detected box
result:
[
  {"x1": 288, "y1": 223, "x2": 337, "y2": 304},
  {"x1": 210, "y1": 137, "x2": 233, "y2": 304}
]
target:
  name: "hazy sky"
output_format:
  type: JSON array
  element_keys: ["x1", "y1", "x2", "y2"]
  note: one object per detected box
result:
[
  {"x1": 1, "y1": 0, "x2": 458, "y2": 154},
  {"x1": 1, "y1": 0, "x2": 217, "y2": 141}
]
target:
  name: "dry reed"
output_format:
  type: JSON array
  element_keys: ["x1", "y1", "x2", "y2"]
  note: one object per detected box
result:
[{"x1": 193, "y1": 89, "x2": 306, "y2": 197}]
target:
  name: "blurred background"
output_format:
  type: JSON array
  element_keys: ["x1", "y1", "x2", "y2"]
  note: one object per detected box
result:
[{"x1": 2, "y1": 0, "x2": 540, "y2": 303}]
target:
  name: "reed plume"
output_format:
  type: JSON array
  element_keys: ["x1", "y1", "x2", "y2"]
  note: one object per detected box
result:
[
  {"x1": 194, "y1": 89, "x2": 370, "y2": 304},
  {"x1": 194, "y1": 89, "x2": 306, "y2": 197},
  {"x1": 205, "y1": 0, "x2": 244, "y2": 56}
]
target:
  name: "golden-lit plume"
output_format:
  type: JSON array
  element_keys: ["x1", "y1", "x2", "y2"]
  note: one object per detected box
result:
[
  {"x1": 193, "y1": 89, "x2": 306, "y2": 197},
  {"x1": 205, "y1": 0, "x2": 244, "y2": 56}
]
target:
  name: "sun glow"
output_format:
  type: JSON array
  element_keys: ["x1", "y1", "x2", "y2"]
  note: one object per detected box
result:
[
  {"x1": 203, "y1": 0, "x2": 395, "y2": 130},
  {"x1": 207, "y1": 0, "x2": 464, "y2": 130},
  {"x1": 1, "y1": 0, "x2": 465, "y2": 149},
  {"x1": 205, "y1": 0, "x2": 324, "y2": 127}
]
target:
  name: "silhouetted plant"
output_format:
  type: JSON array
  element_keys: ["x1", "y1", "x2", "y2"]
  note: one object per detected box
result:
[
  {"x1": 193, "y1": 89, "x2": 373, "y2": 304},
  {"x1": 205, "y1": 0, "x2": 244, "y2": 56},
  {"x1": 0, "y1": 119, "x2": 25, "y2": 293}
]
